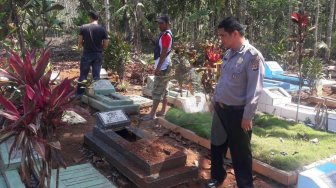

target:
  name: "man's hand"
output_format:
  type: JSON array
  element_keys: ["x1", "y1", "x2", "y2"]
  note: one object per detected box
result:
[
  {"x1": 241, "y1": 119, "x2": 253, "y2": 132},
  {"x1": 154, "y1": 69, "x2": 161, "y2": 76}
]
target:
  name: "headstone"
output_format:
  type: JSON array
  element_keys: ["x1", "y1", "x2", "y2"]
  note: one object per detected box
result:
[
  {"x1": 127, "y1": 95, "x2": 153, "y2": 108},
  {"x1": 61, "y1": 111, "x2": 87, "y2": 125},
  {"x1": 96, "y1": 110, "x2": 131, "y2": 130},
  {"x1": 91, "y1": 80, "x2": 115, "y2": 95},
  {"x1": 264, "y1": 61, "x2": 284, "y2": 78},
  {"x1": 298, "y1": 162, "x2": 336, "y2": 188},
  {"x1": 100, "y1": 68, "x2": 109, "y2": 79},
  {"x1": 167, "y1": 93, "x2": 209, "y2": 113}
]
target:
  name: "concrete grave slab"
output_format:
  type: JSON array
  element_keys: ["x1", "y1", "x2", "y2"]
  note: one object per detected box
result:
[
  {"x1": 126, "y1": 95, "x2": 153, "y2": 108},
  {"x1": 61, "y1": 111, "x2": 87, "y2": 125},
  {"x1": 96, "y1": 110, "x2": 131, "y2": 130},
  {"x1": 90, "y1": 80, "x2": 115, "y2": 95},
  {"x1": 50, "y1": 163, "x2": 116, "y2": 188},
  {"x1": 84, "y1": 132, "x2": 198, "y2": 188},
  {"x1": 0, "y1": 138, "x2": 22, "y2": 170},
  {"x1": 93, "y1": 126, "x2": 187, "y2": 175},
  {"x1": 3, "y1": 170, "x2": 25, "y2": 188},
  {"x1": 298, "y1": 162, "x2": 336, "y2": 188},
  {"x1": 167, "y1": 93, "x2": 209, "y2": 113},
  {"x1": 81, "y1": 95, "x2": 139, "y2": 114}
]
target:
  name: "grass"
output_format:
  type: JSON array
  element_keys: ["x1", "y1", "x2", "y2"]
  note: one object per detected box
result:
[{"x1": 165, "y1": 108, "x2": 336, "y2": 171}]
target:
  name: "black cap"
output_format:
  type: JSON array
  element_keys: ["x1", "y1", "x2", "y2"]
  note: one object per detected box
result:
[{"x1": 156, "y1": 15, "x2": 170, "y2": 23}]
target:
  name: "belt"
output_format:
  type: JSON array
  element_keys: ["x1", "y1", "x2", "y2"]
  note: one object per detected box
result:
[{"x1": 218, "y1": 102, "x2": 245, "y2": 110}]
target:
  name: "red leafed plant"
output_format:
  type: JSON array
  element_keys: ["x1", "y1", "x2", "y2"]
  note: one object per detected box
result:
[
  {"x1": 291, "y1": 7, "x2": 311, "y2": 122},
  {"x1": 206, "y1": 46, "x2": 222, "y2": 67},
  {"x1": 0, "y1": 47, "x2": 75, "y2": 188}
]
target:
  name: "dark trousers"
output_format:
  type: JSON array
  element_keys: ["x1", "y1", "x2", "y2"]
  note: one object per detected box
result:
[
  {"x1": 211, "y1": 103, "x2": 253, "y2": 188},
  {"x1": 76, "y1": 53, "x2": 103, "y2": 95}
]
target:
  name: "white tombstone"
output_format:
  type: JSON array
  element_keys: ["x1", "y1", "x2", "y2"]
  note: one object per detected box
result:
[
  {"x1": 298, "y1": 162, "x2": 336, "y2": 188},
  {"x1": 127, "y1": 95, "x2": 153, "y2": 108},
  {"x1": 100, "y1": 68, "x2": 109, "y2": 79}
]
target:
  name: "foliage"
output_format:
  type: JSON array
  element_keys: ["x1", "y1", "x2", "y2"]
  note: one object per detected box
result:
[
  {"x1": 1, "y1": 0, "x2": 64, "y2": 50},
  {"x1": 302, "y1": 58, "x2": 324, "y2": 94},
  {"x1": 72, "y1": 10, "x2": 90, "y2": 27},
  {"x1": 103, "y1": 33, "x2": 131, "y2": 80},
  {"x1": 166, "y1": 108, "x2": 336, "y2": 171},
  {"x1": 0, "y1": 47, "x2": 75, "y2": 187}
]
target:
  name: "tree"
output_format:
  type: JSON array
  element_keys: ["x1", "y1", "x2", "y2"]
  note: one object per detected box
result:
[{"x1": 325, "y1": 0, "x2": 335, "y2": 62}]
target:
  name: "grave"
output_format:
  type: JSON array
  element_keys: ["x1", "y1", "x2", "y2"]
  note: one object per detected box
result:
[
  {"x1": 126, "y1": 95, "x2": 153, "y2": 108},
  {"x1": 0, "y1": 138, "x2": 24, "y2": 170},
  {"x1": 142, "y1": 76, "x2": 209, "y2": 113},
  {"x1": 82, "y1": 93, "x2": 139, "y2": 114},
  {"x1": 258, "y1": 87, "x2": 336, "y2": 132},
  {"x1": 84, "y1": 110, "x2": 198, "y2": 188},
  {"x1": 96, "y1": 110, "x2": 131, "y2": 130},
  {"x1": 82, "y1": 80, "x2": 139, "y2": 114},
  {"x1": 90, "y1": 80, "x2": 116, "y2": 95},
  {"x1": 298, "y1": 162, "x2": 336, "y2": 188},
  {"x1": 49, "y1": 163, "x2": 116, "y2": 188}
]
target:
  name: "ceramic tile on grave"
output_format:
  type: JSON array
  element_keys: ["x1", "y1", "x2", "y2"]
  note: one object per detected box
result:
[
  {"x1": 96, "y1": 110, "x2": 131, "y2": 130},
  {"x1": 92, "y1": 80, "x2": 115, "y2": 95}
]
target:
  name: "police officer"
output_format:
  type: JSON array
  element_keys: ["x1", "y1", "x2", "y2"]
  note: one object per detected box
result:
[{"x1": 207, "y1": 17, "x2": 264, "y2": 188}]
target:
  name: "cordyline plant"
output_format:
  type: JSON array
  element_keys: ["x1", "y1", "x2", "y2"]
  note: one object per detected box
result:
[
  {"x1": 291, "y1": 7, "x2": 311, "y2": 122},
  {"x1": 0, "y1": 47, "x2": 74, "y2": 188}
]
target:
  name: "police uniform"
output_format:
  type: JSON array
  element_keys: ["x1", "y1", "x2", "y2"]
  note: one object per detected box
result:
[{"x1": 210, "y1": 41, "x2": 264, "y2": 188}]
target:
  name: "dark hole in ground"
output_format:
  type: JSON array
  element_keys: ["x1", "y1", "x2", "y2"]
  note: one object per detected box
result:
[{"x1": 116, "y1": 129, "x2": 141, "y2": 142}]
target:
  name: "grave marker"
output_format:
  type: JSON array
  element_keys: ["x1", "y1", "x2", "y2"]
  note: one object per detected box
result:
[
  {"x1": 92, "y1": 80, "x2": 115, "y2": 95},
  {"x1": 96, "y1": 110, "x2": 131, "y2": 130},
  {"x1": 127, "y1": 95, "x2": 153, "y2": 108}
]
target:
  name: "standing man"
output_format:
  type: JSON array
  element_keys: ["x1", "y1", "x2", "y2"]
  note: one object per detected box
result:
[
  {"x1": 207, "y1": 17, "x2": 264, "y2": 188},
  {"x1": 143, "y1": 15, "x2": 173, "y2": 120},
  {"x1": 76, "y1": 11, "x2": 109, "y2": 96}
]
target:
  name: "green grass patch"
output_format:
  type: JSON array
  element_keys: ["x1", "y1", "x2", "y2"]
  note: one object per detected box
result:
[{"x1": 165, "y1": 108, "x2": 336, "y2": 171}]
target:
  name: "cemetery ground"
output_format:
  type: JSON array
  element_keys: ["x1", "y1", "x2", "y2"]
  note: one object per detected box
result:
[
  {"x1": 48, "y1": 37, "x2": 334, "y2": 187},
  {"x1": 53, "y1": 64, "x2": 285, "y2": 187}
]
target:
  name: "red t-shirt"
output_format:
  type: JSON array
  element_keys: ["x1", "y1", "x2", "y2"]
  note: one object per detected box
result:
[{"x1": 161, "y1": 34, "x2": 171, "y2": 48}]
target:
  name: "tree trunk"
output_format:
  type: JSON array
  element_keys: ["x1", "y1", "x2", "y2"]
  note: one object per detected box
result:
[
  {"x1": 238, "y1": 0, "x2": 247, "y2": 24},
  {"x1": 104, "y1": 0, "x2": 110, "y2": 32},
  {"x1": 313, "y1": 0, "x2": 320, "y2": 57},
  {"x1": 325, "y1": 0, "x2": 335, "y2": 62}
]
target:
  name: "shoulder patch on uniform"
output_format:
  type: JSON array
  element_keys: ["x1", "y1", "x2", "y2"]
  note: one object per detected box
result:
[
  {"x1": 251, "y1": 55, "x2": 260, "y2": 71},
  {"x1": 247, "y1": 47, "x2": 258, "y2": 56}
]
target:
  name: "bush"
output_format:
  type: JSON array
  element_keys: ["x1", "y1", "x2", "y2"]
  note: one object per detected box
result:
[
  {"x1": 302, "y1": 58, "x2": 324, "y2": 94},
  {"x1": 103, "y1": 33, "x2": 130, "y2": 81}
]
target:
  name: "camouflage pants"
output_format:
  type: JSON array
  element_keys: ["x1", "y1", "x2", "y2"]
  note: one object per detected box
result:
[{"x1": 152, "y1": 68, "x2": 171, "y2": 100}]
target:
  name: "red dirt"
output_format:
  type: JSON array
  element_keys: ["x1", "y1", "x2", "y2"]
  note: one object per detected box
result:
[{"x1": 122, "y1": 138, "x2": 180, "y2": 165}]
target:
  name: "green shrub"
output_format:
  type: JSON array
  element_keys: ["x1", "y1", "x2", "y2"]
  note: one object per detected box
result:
[{"x1": 103, "y1": 33, "x2": 130, "y2": 80}]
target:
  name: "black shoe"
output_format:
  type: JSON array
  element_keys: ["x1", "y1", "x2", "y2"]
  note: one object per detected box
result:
[{"x1": 206, "y1": 179, "x2": 224, "y2": 188}]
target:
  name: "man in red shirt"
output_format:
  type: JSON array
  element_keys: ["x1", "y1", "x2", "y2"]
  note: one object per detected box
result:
[{"x1": 143, "y1": 15, "x2": 173, "y2": 120}]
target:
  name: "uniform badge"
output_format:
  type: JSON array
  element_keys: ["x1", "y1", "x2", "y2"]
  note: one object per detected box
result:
[
  {"x1": 251, "y1": 56, "x2": 260, "y2": 71},
  {"x1": 237, "y1": 56, "x2": 244, "y2": 65}
]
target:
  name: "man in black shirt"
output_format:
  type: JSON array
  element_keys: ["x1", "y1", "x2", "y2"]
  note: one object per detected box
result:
[{"x1": 76, "y1": 11, "x2": 109, "y2": 96}]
